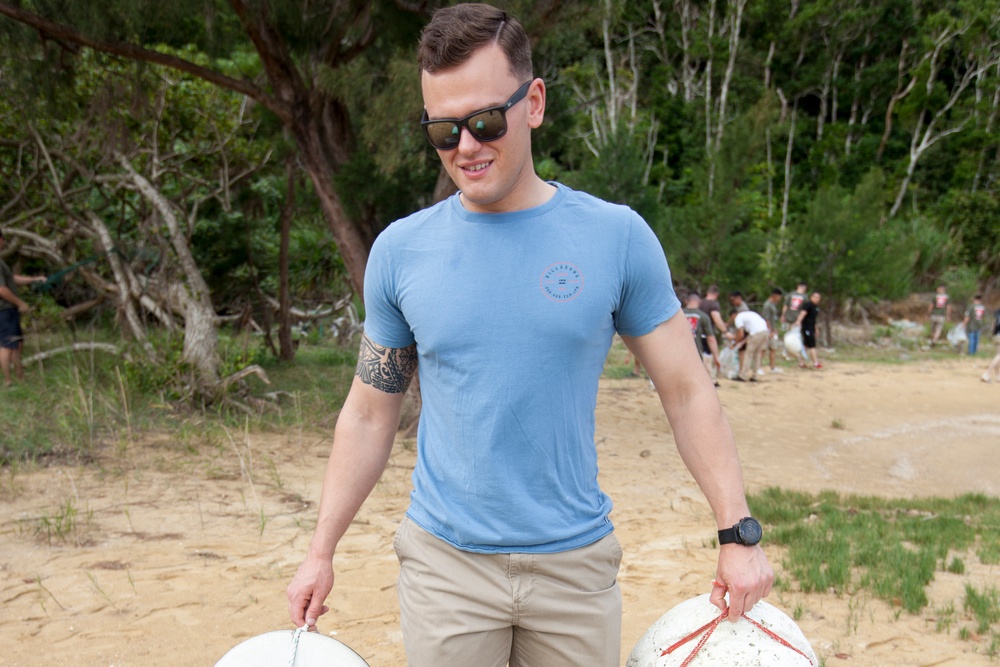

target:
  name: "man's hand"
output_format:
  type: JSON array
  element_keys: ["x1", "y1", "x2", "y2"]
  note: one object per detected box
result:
[
  {"x1": 17, "y1": 303, "x2": 30, "y2": 314},
  {"x1": 286, "y1": 555, "x2": 334, "y2": 630},
  {"x1": 710, "y1": 544, "x2": 774, "y2": 622}
]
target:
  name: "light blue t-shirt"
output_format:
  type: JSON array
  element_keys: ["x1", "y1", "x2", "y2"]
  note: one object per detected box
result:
[{"x1": 363, "y1": 183, "x2": 680, "y2": 553}]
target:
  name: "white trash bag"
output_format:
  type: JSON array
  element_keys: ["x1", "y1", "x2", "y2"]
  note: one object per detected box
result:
[
  {"x1": 783, "y1": 327, "x2": 804, "y2": 356},
  {"x1": 627, "y1": 594, "x2": 817, "y2": 667},
  {"x1": 214, "y1": 627, "x2": 370, "y2": 667},
  {"x1": 718, "y1": 345, "x2": 740, "y2": 380},
  {"x1": 947, "y1": 322, "x2": 967, "y2": 349}
]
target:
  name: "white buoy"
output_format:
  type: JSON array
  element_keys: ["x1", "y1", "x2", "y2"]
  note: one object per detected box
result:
[
  {"x1": 627, "y1": 594, "x2": 817, "y2": 667},
  {"x1": 214, "y1": 627, "x2": 370, "y2": 667}
]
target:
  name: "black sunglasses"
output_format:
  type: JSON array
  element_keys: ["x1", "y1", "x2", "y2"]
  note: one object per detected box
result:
[{"x1": 421, "y1": 80, "x2": 533, "y2": 150}]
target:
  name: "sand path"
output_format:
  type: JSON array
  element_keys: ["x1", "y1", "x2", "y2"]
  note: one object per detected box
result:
[{"x1": 2, "y1": 356, "x2": 998, "y2": 666}]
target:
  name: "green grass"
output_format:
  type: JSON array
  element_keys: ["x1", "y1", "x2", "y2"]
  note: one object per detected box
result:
[
  {"x1": 964, "y1": 584, "x2": 1000, "y2": 634},
  {"x1": 750, "y1": 488, "x2": 1000, "y2": 617},
  {"x1": 10, "y1": 324, "x2": 983, "y2": 463},
  {"x1": 2, "y1": 327, "x2": 357, "y2": 465}
]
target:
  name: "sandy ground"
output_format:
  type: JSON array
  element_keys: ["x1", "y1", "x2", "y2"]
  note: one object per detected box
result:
[{"x1": 2, "y1": 355, "x2": 999, "y2": 666}]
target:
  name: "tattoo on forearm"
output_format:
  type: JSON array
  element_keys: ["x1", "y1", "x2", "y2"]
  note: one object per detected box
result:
[{"x1": 355, "y1": 335, "x2": 418, "y2": 394}]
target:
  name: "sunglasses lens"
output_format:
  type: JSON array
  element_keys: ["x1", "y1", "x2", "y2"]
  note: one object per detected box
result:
[
  {"x1": 425, "y1": 121, "x2": 462, "y2": 150},
  {"x1": 466, "y1": 110, "x2": 506, "y2": 141}
]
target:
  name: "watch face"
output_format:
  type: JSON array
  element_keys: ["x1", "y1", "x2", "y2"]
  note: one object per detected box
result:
[{"x1": 737, "y1": 518, "x2": 762, "y2": 545}]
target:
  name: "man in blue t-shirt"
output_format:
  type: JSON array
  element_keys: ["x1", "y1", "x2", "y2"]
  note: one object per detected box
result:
[{"x1": 287, "y1": 5, "x2": 773, "y2": 665}]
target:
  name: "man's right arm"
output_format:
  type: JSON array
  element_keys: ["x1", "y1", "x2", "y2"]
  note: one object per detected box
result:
[
  {"x1": 0, "y1": 285, "x2": 28, "y2": 312},
  {"x1": 711, "y1": 310, "x2": 726, "y2": 333},
  {"x1": 286, "y1": 334, "x2": 417, "y2": 630}
]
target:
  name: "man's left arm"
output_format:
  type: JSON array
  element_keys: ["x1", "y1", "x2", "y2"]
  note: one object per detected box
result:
[{"x1": 622, "y1": 311, "x2": 774, "y2": 621}]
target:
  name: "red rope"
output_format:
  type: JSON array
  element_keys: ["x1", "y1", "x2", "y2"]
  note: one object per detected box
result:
[{"x1": 659, "y1": 607, "x2": 813, "y2": 666}]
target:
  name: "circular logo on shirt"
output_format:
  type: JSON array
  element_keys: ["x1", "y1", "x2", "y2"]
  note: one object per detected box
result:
[{"x1": 540, "y1": 263, "x2": 584, "y2": 301}]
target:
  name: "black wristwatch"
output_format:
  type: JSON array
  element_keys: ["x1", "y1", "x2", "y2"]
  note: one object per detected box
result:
[{"x1": 718, "y1": 517, "x2": 763, "y2": 546}]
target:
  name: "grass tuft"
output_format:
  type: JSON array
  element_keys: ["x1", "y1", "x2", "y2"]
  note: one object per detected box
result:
[{"x1": 750, "y1": 489, "x2": 1000, "y2": 616}]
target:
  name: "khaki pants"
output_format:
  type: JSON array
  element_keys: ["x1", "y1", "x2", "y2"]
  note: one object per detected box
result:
[
  {"x1": 739, "y1": 331, "x2": 769, "y2": 380},
  {"x1": 393, "y1": 516, "x2": 623, "y2": 667}
]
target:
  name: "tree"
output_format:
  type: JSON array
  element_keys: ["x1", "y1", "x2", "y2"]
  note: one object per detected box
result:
[
  {"x1": 784, "y1": 170, "x2": 916, "y2": 337},
  {"x1": 0, "y1": 48, "x2": 273, "y2": 395},
  {"x1": 0, "y1": 0, "x2": 433, "y2": 300}
]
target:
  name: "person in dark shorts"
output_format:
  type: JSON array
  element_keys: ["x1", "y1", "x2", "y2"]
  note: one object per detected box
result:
[
  {"x1": 0, "y1": 229, "x2": 47, "y2": 387},
  {"x1": 794, "y1": 291, "x2": 822, "y2": 369}
]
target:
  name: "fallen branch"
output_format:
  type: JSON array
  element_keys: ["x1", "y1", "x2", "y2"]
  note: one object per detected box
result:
[
  {"x1": 23, "y1": 342, "x2": 126, "y2": 365},
  {"x1": 222, "y1": 364, "x2": 271, "y2": 389}
]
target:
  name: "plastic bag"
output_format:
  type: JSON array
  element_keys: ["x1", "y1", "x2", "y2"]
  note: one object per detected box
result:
[
  {"x1": 783, "y1": 327, "x2": 804, "y2": 356},
  {"x1": 947, "y1": 322, "x2": 967, "y2": 348},
  {"x1": 719, "y1": 345, "x2": 740, "y2": 380}
]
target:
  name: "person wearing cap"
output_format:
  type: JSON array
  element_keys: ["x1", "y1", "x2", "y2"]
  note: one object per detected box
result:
[
  {"x1": 286, "y1": 5, "x2": 773, "y2": 665},
  {"x1": 0, "y1": 229, "x2": 47, "y2": 387}
]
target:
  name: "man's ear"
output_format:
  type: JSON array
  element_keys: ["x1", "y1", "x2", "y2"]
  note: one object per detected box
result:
[{"x1": 527, "y1": 78, "x2": 546, "y2": 129}]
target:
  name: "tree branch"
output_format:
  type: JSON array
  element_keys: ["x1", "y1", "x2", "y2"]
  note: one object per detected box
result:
[
  {"x1": 0, "y1": 2, "x2": 288, "y2": 120},
  {"x1": 23, "y1": 342, "x2": 127, "y2": 366}
]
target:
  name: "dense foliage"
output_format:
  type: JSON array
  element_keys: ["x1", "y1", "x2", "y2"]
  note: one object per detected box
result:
[{"x1": 1, "y1": 0, "x2": 998, "y2": 358}]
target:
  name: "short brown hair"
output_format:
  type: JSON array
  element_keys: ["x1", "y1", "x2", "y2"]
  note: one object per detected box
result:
[{"x1": 417, "y1": 3, "x2": 533, "y2": 80}]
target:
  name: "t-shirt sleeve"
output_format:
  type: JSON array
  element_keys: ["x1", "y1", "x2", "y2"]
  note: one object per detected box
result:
[
  {"x1": 362, "y1": 230, "x2": 416, "y2": 349},
  {"x1": 614, "y1": 213, "x2": 681, "y2": 337}
]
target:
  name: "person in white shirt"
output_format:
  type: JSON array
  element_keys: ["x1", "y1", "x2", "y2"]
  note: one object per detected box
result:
[{"x1": 733, "y1": 310, "x2": 769, "y2": 382}]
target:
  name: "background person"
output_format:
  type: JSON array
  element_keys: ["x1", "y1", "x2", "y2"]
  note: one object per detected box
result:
[
  {"x1": 699, "y1": 285, "x2": 728, "y2": 336},
  {"x1": 0, "y1": 229, "x2": 47, "y2": 388},
  {"x1": 727, "y1": 290, "x2": 751, "y2": 370},
  {"x1": 963, "y1": 295, "x2": 986, "y2": 356},
  {"x1": 732, "y1": 308, "x2": 769, "y2": 382},
  {"x1": 762, "y1": 288, "x2": 784, "y2": 373},
  {"x1": 780, "y1": 281, "x2": 808, "y2": 328},
  {"x1": 683, "y1": 292, "x2": 721, "y2": 387},
  {"x1": 285, "y1": 5, "x2": 772, "y2": 666},
  {"x1": 984, "y1": 309, "x2": 1000, "y2": 383},
  {"x1": 928, "y1": 285, "x2": 951, "y2": 347},
  {"x1": 795, "y1": 291, "x2": 823, "y2": 369},
  {"x1": 726, "y1": 290, "x2": 749, "y2": 325}
]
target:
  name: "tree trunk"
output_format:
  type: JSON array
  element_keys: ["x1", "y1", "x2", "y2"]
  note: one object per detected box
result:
[
  {"x1": 88, "y1": 213, "x2": 156, "y2": 358},
  {"x1": 704, "y1": 0, "x2": 717, "y2": 197},
  {"x1": 278, "y1": 156, "x2": 295, "y2": 361},
  {"x1": 117, "y1": 155, "x2": 221, "y2": 387},
  {"x1": 714, "y1": 0, "x2": 746, "y2": 155},
  {"x1": 781, "y1": 98, "x2": 798, "y2": 234},
  {"x1": 877, "y1": 43, "x2": 915, "y2": 163},
  {"x1": 675, "y1": 0, "x2": 697, "y2": 103}
]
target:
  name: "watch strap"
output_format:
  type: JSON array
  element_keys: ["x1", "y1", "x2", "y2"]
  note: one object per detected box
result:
[{"x1": 717, "y1": 525, "x2": 739, "y2": 545}]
